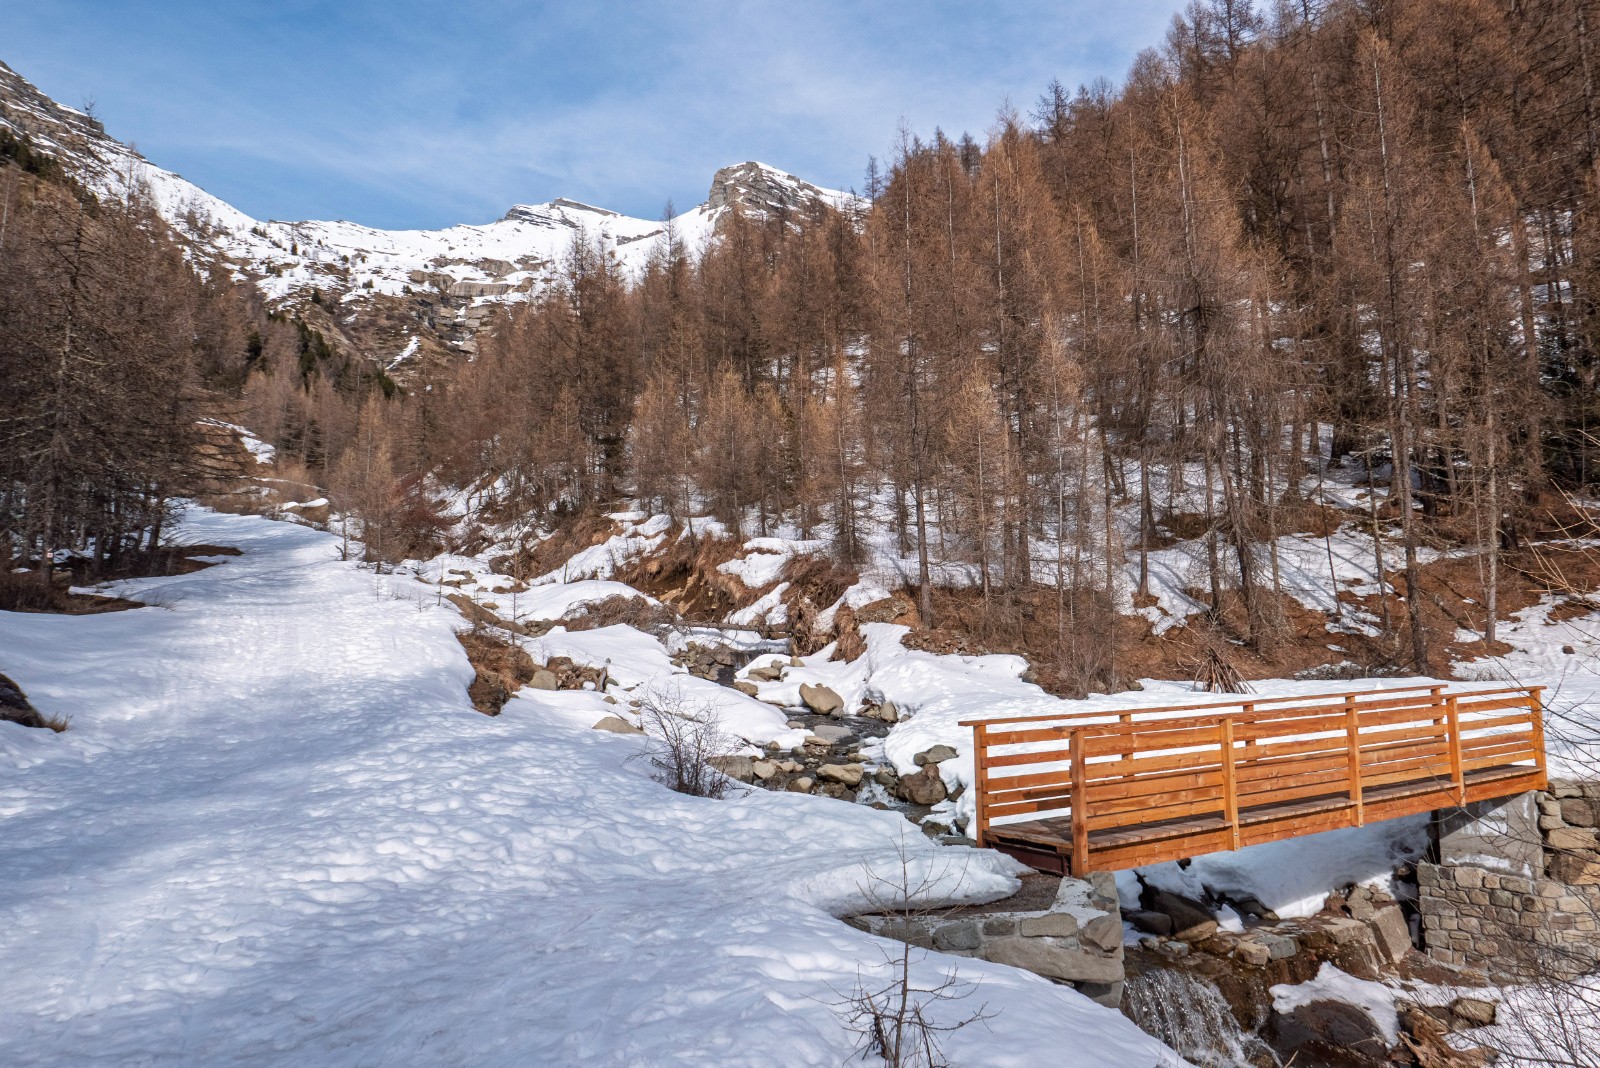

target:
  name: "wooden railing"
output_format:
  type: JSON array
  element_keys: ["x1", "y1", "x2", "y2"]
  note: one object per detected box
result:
[{"x1": 961, "y1": 685, "x2": 1547, "y2": 876}]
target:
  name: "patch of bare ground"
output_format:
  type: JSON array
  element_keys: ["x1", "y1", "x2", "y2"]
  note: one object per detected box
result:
[
  {"x1": 501, "y1": 511, "x2": 621, "y2": 582},
  {"x1": 614, "y1": 524, "x2": 748, "y2": 619},
  {"x1": 1337, "y1": 542, "x2": 1600, "y2": 669},
  {"x1": 443, "y1": 593, "x2": 548, "y2": 638},
  {"x1": 936, "y1": 873, "x2": 1063, "y2": 917},
  {"x1": 0, "y1": 570, "x2": 140, "y2": 614},
  {"x1": 562, "y1": 595, "x2": 680, "y2": 632},
  {"x1": 1, "y1": 544, "x2": 244, "y2": 615},
  {"x1": 455, "y1": 630, "x2": 536, "y2": 715}
]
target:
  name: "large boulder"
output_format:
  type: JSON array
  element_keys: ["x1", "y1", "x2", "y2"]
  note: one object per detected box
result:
[
  {"x1": 592, "y1": 715, "x2": 644, "y2": 735},
  {"x1": 1365, "y1": 904, "x2": 1412, "y2": 964},
  {"x1": 798, "y1": 683, "x2": 844, "y2": 715},
  {"x1": 808, "y1": 723, "x2": 854, "y2": 745},
  {"x1": 1126, "y1": 910, "x2": 1175, "y2": 937},
  {"x1": 914, "y1": 744, "x2": 958, "y2": 766},
  {"x1": 1269, "y1": 998, "x2": 1394, "y2": 1063},
  {"x1": 1150, "y1": 889, "x2": 1218, "y2": 942},
  {"x1": 895, "y1": 765, "x2": 948, "y2": 806},
  {"x1": 709, "y1": 755, "x2": 756, "y2": 782},
  {"x1": 816, "y1": 763, "x2": 864, "y2": 787}
]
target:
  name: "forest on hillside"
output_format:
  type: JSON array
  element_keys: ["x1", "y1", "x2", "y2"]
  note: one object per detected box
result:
[
  {"x1": 402, "y1": 0, "x2": 1600, "y2": 683},
  {"x1": 8, "y1": 0, "x2": 1600, "y2": 691},
  {"x1": 0, "y1": 144, "x2": 258, "y2": 588}
]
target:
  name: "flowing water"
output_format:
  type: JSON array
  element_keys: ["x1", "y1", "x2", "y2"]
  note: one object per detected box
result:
[{"x1": 1123, "y1": 965, "x2": 1282, "y2": 1068}]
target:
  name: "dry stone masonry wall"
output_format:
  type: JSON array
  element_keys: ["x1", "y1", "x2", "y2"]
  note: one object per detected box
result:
[
  {"x1": 1419, "y1": 781, "x2": 1600, "y2": 979},
  {"x1": 848, "y1": 872, "x2": 1127, "y2": 1007}
]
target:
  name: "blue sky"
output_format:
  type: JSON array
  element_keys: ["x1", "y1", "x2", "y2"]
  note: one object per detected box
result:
[{"x1": 3, "y1": 1, "x2": 1181, "y2": 229}]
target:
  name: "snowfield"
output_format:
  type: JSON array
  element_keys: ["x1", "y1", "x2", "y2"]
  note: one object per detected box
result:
[{"x1": 0, "y1": 509, "x2": 1179, "y2": 1067}]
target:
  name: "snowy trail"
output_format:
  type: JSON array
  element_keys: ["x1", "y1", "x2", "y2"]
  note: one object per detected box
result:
[{"x1": 0, "y1": 510, "x2": 1177, "y2": 1066}]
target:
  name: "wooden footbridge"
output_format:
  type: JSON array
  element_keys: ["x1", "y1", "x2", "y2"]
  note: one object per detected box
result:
[{"x1": 962, "y1": 685, "x2": 1547, "y2": 877}]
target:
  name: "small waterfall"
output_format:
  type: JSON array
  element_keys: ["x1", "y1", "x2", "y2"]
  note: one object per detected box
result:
[{"x1": 1123, "y1": 966, "x2": 1280, "y2": 1068}]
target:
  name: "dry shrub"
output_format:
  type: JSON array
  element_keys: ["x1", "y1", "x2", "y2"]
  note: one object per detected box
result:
[
  {"x1": 781, "y1": 553, "x2": 858, "y2": 613},
  {"x1": 0, "y1": 570, "x2": 69, "y2": 613},
  {"x1": 790, "y1": 594, "x2": 824, "y2": 656},
  {"x1": 636, "y1": 685, "x2": 732, "y2": 798},
  {"x1": 834, "y1": 603, "x2": 866, "y2": 662},
  {"x1": 836, "y1": 840, "x2": 992, "y2": 1068}
]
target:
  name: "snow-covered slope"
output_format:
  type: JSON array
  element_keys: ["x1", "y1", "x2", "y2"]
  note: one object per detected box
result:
[
  {"x1": 0, "y1": 59, "x2": 854, "y2": 348},
  {"x1": 0, "y1": 508, "x2": 1178, "y2": 1066}
]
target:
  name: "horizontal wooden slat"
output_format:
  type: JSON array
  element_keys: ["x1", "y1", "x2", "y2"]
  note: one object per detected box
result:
[
  {"x1": 985, "y1": 724, "x2": 1078, "y2": 746},
  {"x1": 1462, "y1": 750, "x2": 1537, "y2": 773},
  {"x1": 1079, "y1": 748, "x2": 1227, "y2": 780},
  {"x1": 1087, "y1": 794, "x2": 1225, "y2": 832},
  {"x1": 985, "y1": 746, "x2": 1074, "y2": 769},
  {"x1": 1083, "y1": 725, "x2": 1222, "y2": 758}
]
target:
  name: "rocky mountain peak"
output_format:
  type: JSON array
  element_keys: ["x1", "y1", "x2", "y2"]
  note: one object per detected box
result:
[
  {"x1": 501, "y1": 198, "x2": 622, "y2": 226},
  {"x1": 706, "y1": 161, "x2": 837, "y2": 217}
]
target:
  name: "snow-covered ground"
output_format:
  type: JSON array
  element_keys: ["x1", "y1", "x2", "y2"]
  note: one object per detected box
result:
[
  {"x1": 1456, "y1": 592, "x2": 1600, "y2": 778},
  {"x1": 0, "y1": 508, "x2": 1178, "y2": 1066}
]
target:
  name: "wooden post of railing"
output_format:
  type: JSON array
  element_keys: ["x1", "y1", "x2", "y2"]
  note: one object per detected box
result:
[
  {"x1": 972, "y1": 723, "x2": 990, "y2": 847},
  {"x1": 1344, "y1": 695, "x2": 1365, "y2": 826},
  {"x1": 1530, "y1": 686, "x2": 1547, "y2": 783},
  {"x1": 1069, "y1": 728, "x2": 1089, "y2": 878},
  {"x1": 1220, "y1": 718, "x2": 1240, "y2": 850},
  {"x1": 1446, "y1": 695, "x2": 1465, "y2": 804},
  {"x1": 1240, "y1": 702, "x2": 1257, "y2": 759},
  {"x1": 1118, "y1": 712, "x2": 1134, "y2": 777}
]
